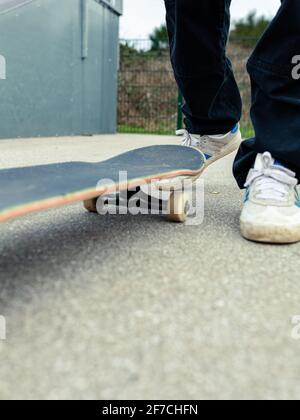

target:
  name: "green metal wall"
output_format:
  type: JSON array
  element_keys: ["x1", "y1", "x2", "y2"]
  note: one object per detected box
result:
[{"x1": 0, "y1": 0, "x2": 122, "y2": 139}]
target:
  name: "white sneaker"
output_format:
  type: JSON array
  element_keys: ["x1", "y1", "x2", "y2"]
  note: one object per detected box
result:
[
  {"x1": 240, "y1": 152, "x2": 300, "y2": 244},
  {"x1": 157, "y1": 123, "x2": 242, "y2": 190}
]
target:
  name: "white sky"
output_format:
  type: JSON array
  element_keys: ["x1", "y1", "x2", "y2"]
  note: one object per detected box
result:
[{"x1": 120, "y1": 0, "x2": 280, "y2": 39}]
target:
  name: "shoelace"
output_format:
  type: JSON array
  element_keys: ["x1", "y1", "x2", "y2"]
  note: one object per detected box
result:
[
  {"x1": 245, "y1": 152, "x2": 298, "y2": 202},
  {"x1": 176, "y1": 129, "x2": 202, "y2": 147},
  {"x1": 176, "y1": 129, "x2": 230, "y2": 148}
]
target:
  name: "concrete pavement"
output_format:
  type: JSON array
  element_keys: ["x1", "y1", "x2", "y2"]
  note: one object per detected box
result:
[{"x1": 0, "y1": 134, "x2": 300, "y2": 400}]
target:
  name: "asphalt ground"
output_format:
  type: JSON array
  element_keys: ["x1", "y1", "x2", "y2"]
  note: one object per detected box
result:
[{"x1": 0, "y1": 134, "x2": 300, "y2": 400}]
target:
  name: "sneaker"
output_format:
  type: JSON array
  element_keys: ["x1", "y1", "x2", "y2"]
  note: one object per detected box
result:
[
  {"x1": 157, "y1": 123, "x2": 242, "y2": 190},
  {"x1": 240, "y1": 152, "x2": 300, "y2": 244}
]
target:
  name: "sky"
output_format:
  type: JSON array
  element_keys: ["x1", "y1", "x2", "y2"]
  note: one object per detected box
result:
[{"x1": 120, "y1": 0, "x2": 280, "y2": 39}]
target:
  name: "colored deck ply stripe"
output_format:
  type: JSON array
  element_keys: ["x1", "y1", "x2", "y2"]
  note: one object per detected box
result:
[{"x1": 0, "y1": 146, "x2": 205, "y2": 222}]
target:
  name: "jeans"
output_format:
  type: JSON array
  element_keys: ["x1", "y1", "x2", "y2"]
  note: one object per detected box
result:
[{"x1": 164, "y1": 0, "x2": 300, "y2": 188}]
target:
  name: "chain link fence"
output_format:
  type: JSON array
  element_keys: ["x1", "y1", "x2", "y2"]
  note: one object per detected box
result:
[{"x1": 118, "y1": 39, "x2": 256, "y2": 138}]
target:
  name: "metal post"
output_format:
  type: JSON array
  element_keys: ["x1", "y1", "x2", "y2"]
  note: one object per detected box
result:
[{"x1": 177, "y1": 90, "x2": 183, "y2": 131}]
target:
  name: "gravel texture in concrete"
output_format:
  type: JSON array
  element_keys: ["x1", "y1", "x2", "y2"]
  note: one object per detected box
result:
[{"x1": 0, "y1": 134, "x2": 300, "y2": 400}]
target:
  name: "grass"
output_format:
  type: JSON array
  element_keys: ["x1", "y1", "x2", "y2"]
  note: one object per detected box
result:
[
  {"x1": 118, "y1": 125, "x2": 255, "y2": 139},
  {"x1": 118, "y1": 125, "x2": 175, "y2": 136}
]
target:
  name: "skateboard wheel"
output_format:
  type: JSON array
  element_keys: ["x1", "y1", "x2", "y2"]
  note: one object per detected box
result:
[
  {"x1": 83, "y1": 198, "x2": 98, "y2": 213},
  {"x1": 167, "y1": 192, "x2": 189, "y2": 223}
]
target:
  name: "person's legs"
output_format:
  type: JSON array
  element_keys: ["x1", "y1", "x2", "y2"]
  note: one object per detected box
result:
[
  {"x1": 164, "y1": 0, "x2": 242, "y2": 135},
  {"x1": 159, "y1": 0, "x2": 242, "y2": 193},
  {"x1": 164, "y1": 0, "x2": 300, "y2": 243},
  {"x1": 236, "y1": 0, "x2": 300, "y2": 243},
  {"x1": 233, "y1": 0, "x2": 300, "y2": 187}
]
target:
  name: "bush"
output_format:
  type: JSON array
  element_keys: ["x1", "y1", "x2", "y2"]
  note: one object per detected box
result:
[{"x1": 231, "y1": 12, "x2": 271, "y2": 48}]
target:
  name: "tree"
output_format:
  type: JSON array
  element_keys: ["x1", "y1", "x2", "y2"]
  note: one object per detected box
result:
[
  {"x1": 120, "y1": 41, "x2": 138, "y2": 57},
  {"x1": 231, "y1": 12, "x2": 271, "y2": 47},
  {"x1": 147, "y1": 12, "x2": 271, "y2": 51},
  {"x1": 149, "y1": 24, "x2": 169, "y2": 51}
]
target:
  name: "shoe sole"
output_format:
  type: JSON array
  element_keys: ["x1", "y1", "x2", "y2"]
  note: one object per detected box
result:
[
  {"x1": 240, "y1": 221, "x2": 300, "y2": 244},
  {"x1": 203, "y1": 130, "x2": 243, "y2": 168},
  {"x1": 158, "y1": 131, "x2": 243, "y2": 191}
]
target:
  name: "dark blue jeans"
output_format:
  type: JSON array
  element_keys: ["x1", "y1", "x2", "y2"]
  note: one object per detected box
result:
[{"x1": 164, "y1": 0, "x2": 300, "y2": 188}]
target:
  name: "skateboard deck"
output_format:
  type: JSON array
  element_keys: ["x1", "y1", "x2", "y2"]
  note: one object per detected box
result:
[{"x1": 0, "y1": 145, "x2": 205, "y2": 223}]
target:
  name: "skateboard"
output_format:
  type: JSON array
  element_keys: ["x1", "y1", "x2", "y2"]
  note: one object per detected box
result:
[{"x1": 0, "y1": 145, "x2": 205, "y2": 224}]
